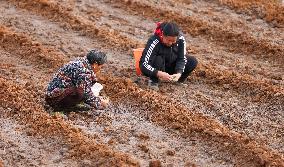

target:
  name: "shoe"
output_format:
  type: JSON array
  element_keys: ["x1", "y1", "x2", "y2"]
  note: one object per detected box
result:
[
  {"x1": 174, "y1": 81, "x2": 188, "y2": 87},
  {"x1": 148, "y1": 80, "x2": 159, "y2": 91},
  {"x1": 75, "y1": 102, "x2": 93, "y2": 111},
  {"x1": 59, "y1": 103, "x2": 92, "y2": 112}
]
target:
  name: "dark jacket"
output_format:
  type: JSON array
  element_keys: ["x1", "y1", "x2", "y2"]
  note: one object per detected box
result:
[{"x1": 139, "y1": 33, "x2": 187, "y2": 77}]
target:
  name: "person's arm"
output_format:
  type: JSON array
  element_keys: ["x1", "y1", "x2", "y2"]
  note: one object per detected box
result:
[
  {"x1": 175, "y1": 34, "x2": 187, "y2": 74},
  {"x1": 139, "y1": 37, "x2": 160, "y2": 77},
  {"x1": 75, "y1": 70, "x2": 103, "y2": 109}
]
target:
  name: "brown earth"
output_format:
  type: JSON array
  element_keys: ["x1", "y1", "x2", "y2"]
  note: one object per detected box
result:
[{"x1": 0, "y1": 0, "x2": 283, "y2": 166}]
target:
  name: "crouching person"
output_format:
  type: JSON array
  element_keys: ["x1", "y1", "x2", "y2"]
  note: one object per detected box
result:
[
  {"x1": 45, "y1": 49, "x2": 109, "y2": 111},
  {"x1": 139, "y1": 22, "x2": 198, "y2": 91}
]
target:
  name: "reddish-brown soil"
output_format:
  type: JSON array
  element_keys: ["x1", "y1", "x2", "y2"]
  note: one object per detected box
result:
[{"x1": 0, "y1": 0, "x2": 283, "y2": 166}]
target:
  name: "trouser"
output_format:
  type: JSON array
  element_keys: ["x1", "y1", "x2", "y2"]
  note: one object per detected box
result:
[
  {"x1": 149, "y1": 55, "x2": 198, "y2": 83},
  {"x1": 45, "y1": 87, "x2": 84, "y2": 108}
]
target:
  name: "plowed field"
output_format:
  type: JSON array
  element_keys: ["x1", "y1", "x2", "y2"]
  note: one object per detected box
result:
[{"x1": 0, "y1": 0, "x2": 283, "y2": 166}]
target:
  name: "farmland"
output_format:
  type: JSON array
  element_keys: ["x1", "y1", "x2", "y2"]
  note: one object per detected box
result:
[{"x1": 0, "y1": 0, "x2": 283, "y2": 166}]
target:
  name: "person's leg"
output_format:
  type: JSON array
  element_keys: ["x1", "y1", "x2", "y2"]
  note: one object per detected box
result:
[
  {"x1": 165, "y1": 65, "x2": 176, "y2": 75},
  {"x1": 147, "y1": 56, "x2": 164, "y2": 83},
  {"x1": 58, "y1": 87, "x2": 84, "y2": 108},
  {"x1": 142, "y1": 56, "x2": 164, "y2": 90},
  {"x1": 178, "y1": 55, "x2": 198, "y2": 83}
]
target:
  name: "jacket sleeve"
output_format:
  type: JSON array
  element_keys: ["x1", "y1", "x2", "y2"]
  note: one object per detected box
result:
[
  {"x1": 139, "y1": 38, "x2": 160, "y2": 77},
  {"x1": 175, "y1": 35, "x2": 187, "y2": 74},
  {"x1": 75, "y1": 71, "x2": 102, "y2": 109}
]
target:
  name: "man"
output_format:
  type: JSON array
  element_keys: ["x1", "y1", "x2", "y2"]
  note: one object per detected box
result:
[
  {"x1": 45, "y1": 49, "x2": 109, "y2": 110},
  {"x1": 139, "y1": 22, "x2": 198, "y2": 90}
]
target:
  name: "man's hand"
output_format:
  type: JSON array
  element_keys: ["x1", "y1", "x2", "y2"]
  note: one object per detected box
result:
[
  {"x1": 157, "y1": 71, "x2": 173, "y2": 81},
  {"x1": 171, "y1": 73, "x2": 182, "y2": 82},
  {"x1": 99, "y1": 96, "x2": 109, "y2": 109}
]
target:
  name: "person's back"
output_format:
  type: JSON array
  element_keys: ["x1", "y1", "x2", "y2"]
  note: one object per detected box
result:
[{"x1": 46, "y1": 58, "x2": 96, "y2": 97}]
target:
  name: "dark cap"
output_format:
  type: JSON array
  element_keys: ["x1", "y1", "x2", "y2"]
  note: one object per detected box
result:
[{"x1": 86, "y1": 49, "x2": 107, "y2": 65}]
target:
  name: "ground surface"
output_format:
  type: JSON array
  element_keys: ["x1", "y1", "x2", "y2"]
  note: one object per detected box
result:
[{"x1": 0, "y1": 0, "x2": 283, "y2": 166}]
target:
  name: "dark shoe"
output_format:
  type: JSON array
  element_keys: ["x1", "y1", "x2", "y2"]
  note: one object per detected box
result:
[
  {"x1": 53, "y1": 103, "x2": 92, "y2": 113},
  {"x1": 148, "y1": 80, "x2": 159, "y2": 91},
  {"x1": 174, "y1": 81, "x2": 188, "y2": 87}
]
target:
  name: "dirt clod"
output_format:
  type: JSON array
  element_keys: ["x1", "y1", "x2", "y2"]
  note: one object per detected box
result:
[
  {"x1": 149, "y1": 160, "x2": 162, "y2": 167},
  {"x1": 166, "y1": 150, "x2": 175, "y2": 156}
]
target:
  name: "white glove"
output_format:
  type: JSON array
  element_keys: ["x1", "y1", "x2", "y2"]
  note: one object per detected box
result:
[{"x1": 171, "y1": 73, "x2": 181, "y2": 82}]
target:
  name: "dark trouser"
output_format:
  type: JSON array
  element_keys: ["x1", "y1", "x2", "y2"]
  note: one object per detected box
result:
[
  {"x1": 46, "y1": 87, "x2": 84, "y2": 108},
  {"x1": 149, "y1": 55, "x2": 198, "y2": 83}
]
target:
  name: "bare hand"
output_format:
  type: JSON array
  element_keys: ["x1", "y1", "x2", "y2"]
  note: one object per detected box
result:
[
  {"x1": 171, "y1": 73, "x2": 182, "y2": 82},
  {"x1": 99, "y1": 96, "x2": 109, "y2": 109},
  {"x1": 157, "y1": 71, "x2": 172, "y2": 81}
]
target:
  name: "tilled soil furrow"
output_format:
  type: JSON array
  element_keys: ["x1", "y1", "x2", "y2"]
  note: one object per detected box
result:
[
  {"x1": 0, "y1": 77, "x2": 139, "y2": 166},
  {"x1": 101, "y1": 75, "x2": 284, "y2": 166},
  {"x1": 0, "y1": 49, "x2": 49, "y2": 87},
  {"x1": 0, "y1": 0, "x2": 137, "y2": 69},
  {"x1": 3, "y1": 0, "x2": 282, "y2": 100},
  {"x1": 6, "y1": 0, "x2": 141, "y2": 53},
  {"x1": 67, "y1": 104, "x2": 201, "y2": 166},
  {"x1": 107, "y1": 66, "x2": 284, "y2": 153},
  {"x1": 49, "y1": 0, "x2": 104, "y2": 19},
  {"x1": 73, "y1": 0, "x2": 283, "y2": 84},
  {"x1": 0, "y1": 24, "x2": 282, "y2": 161},
  {"x1": 50, "y1": 0, "x2": 154, "y2": 42},
  {"x1": 110, "y1": 63, "x2": 283, "y2": 107},
  {"x1": 0, "y1": 25, "x2": 66, "y2": 70},
  {"x1": 0, "y1": 113, "x2": 80, "y2": 167},
  {"x1": 160, "y1": 74, "x2": 284, "y2": 153},
  {"x1": 0, "y1": 1, "x2": 137, "y2": 73},
  {"x1": 0, "y1": 47, "x2": 237, "y2": 165},
  {"x1": 0, "y1": 19, "x2": 203, "y2": 165},
  {"x1": 0, "y1": 22, "x2": 140, "y2": 165},
  {"x1": 216, "y1": 0, "x2": 284, "y2": 26},
  {"x1": 140, "y1": 0, "x2": 283, "y2": 45},
  {"x1": 68, "y1": 0, "x2": 283, "y2": 102},
  {"x1": 65, "y1": 0, "x2": 284, "y2": 85},
  {"x1": 1, "y1": 47, "x2": 278, "y2": 166},
  {"x1": 3, "y1": 0, "x2": 282, "y2": 96},
  {"x1": 101, "y1": 0, "x2": 284, "y2": 65},
  {"x1": 195, "y1": 64, "x2": 284, "y2": 104},
  {"x1": 1, "y1": 0, "x2": 283, "y2": 166},
  {"x1": 156, "y1": 0, "x2": 283, "y2": 73},
  {"x1": 188, "y1": 38, "x2": 283, "y2": 86},
  {"x1": 0, "y1": 12, "x2": 281, "y2": 107},
  {"x1": 64, "y1": 0, "x2": 284, "y2": 100}
]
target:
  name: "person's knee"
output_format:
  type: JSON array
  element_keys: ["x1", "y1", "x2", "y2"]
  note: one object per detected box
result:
[
  {"x1": 76, "y1": 87, "x2": 84, "y2": 96},
  {"x1": 45, "y1": 96, "x2": 57, "y2": 108},
  {"x1": 186, "y1": 56, "x2": 198, "y2": 69},
  {"x1": 74, "y1": 87, "x2": 84, "y2": 101}
]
